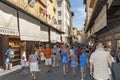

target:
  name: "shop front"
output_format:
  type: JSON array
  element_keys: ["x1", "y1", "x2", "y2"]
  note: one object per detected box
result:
[
  {"x1": 0, "y1": 2, "x2": 20, "y2": 68},
  {"x1": 50, "y1": 29, "x2": 57, "y2": 43},
  {"x1": 19, "y1": 11, "x2": 50, "y2": 54},
  {"x1": 18, "y1": 11, "x2": 42, "y2": 54}
]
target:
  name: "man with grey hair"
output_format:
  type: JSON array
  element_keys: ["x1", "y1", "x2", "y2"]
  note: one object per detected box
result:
[{"x1": 89, "y1": 42, "x2": 112, "y2": 80}]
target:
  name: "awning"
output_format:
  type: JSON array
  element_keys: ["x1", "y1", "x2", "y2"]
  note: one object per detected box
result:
[
  {"x1": 91, "y1": 5, "x2": 107, "y2": 35},
  {"x1": 56, "y1": 32, "x2": 61, "y2": 42},
  {"x1": 39, "y1": 23, "x2": 49, "y2": 42},
  {"x1": 0, "y1": 2, "x2": 19, "y2": 36},
  {"x1": 50, "y1": 29, "x2": 57, "y2": 43},
  {"x1": 19, "y1": 11, "x2": 41, "y2": 41}
]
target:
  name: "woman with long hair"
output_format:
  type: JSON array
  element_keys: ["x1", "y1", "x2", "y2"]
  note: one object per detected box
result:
[{"x1": 61, "y1": 45, "x2": 69, "y2": 76}]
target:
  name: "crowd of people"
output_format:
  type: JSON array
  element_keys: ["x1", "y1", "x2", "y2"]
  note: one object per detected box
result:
[{"x1": 4, "y1": 42, "x2": 120, "y2": 80}]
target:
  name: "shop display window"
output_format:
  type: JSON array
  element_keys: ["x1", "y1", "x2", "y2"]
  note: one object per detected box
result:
[{"x1": 9, "y1": 41, "x2": 21, "y2": 64}]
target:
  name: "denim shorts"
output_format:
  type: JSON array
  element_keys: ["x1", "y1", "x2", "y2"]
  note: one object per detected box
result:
[
  {"x1": 21, "y1": 66, "x2": 26, "y2": 71},
  {"x1": 5, "y1": 57, "x2": 12, "y2": 64}
]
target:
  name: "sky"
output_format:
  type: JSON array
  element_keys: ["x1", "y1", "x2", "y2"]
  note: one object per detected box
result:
[{"x1": 70, "y1": 0, "x2": 86, "y2": 30}]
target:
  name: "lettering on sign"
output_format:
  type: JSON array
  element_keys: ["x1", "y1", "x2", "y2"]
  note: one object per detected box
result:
[{"x1": 0, "y1": 27, "x2": 19, "y2": 35}]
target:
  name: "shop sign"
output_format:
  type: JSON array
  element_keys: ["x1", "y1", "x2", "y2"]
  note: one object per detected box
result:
[
  {"x1": 0, "y1": 27, "x2": 19, "y2": 36},
  {"x1": 0, "y1": 2, "x2": 19, "y2": 36}
]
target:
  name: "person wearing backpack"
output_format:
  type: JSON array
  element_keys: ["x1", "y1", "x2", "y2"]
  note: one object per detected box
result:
[{"x1": 5, "y1": 45, "x2": 14, "y2": 70}]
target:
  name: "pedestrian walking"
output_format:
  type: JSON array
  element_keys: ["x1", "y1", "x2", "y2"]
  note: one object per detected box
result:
[
  {"x1": 61, "y1": 45, "x2": 69, "y2": 76},
  {"x1": 20, "y1": 47, "x2": 27, "y2": 74},
  {"x1": 44, "y1": 44, "x2": 53, "y2": 72},
  {"x1": 73, "y1": 46, "x2": 77, "y2": 55},
  {"x1": 89, "y1": 42, "x2": 112, "y2": 80},
  {"x1": 52, "y1": 45, "x2": 57, "y2": 68},
  {"x1": 21, "y1": 47, "x2": 27, "y2": 62},
  {"x1": 80, "y1": 49, "x2": 88, "y2": 80},
  {"x1": 29, "y1": 49, "x2": 40, "y2": 79},
  {"x1": 5, "y1": 45, "x2": 14, "y2": 70},
  {"x1": 76, "y1": 46, "x2": 82, "y2": 63},
  {"x1": 70, "y1": 47, "x2": 77, "y2": 74},
  {"x1": 52, "y1": 45, "x2": 61, "y2": 67},
  {"x1": 56, "y1": 45, "x2": 61, "y2": 66},
  {"x1": 38, "y1": 45, "x2": 45, "y2": 62},
  {"x1": 21, "y1": 56, "x2": 27, "y2": 74}
]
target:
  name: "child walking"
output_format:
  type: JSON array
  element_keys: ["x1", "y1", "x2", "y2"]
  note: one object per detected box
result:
[
  {"x1": 71, "y1": 51, "x2": 77, "y2": 74},
  {"x1": 21, "y1": 56, "x2": 27, "y2": 74},
  {"x1": 80, "y1": 49, "x2": 88, "y2": 80}
]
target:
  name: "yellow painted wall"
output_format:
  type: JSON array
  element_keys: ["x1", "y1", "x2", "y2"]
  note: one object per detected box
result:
[
  {"x1": 8, "y1": 0, "x2": 47, "y2": 22},
  {"x1": 47, "y1": 0, "x2": 58, "y2": 28},
  {"x1": 7, "y1": 0, "x2": 60, "y2": 30}
]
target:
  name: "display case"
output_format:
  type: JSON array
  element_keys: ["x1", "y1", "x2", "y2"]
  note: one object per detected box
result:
[{"x1": 9, "y1": 41, "x2": 21, "y2": 65}]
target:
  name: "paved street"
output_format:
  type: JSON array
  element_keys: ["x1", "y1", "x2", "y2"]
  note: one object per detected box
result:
[{"x1": 0, "y1": 63, "x2": 90, "y2": 80}]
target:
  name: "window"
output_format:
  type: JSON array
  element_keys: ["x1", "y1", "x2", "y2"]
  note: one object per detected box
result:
[
  {"x1": 49, "y1": 15, "x2": 51, "y2": 20},
  {"x1": 53, "y1": 7, "x2": 56, "y2": 13},
  {"x1": 49, "y1": 0, "x2": 53, "y2": 3},
  {"x1": 57, "y1": 1, "x2": 62, "y2": 7},
  {"x1": 28, "y1": 0, "x2": 36, "y2": 7},
  {"x1": 58, "y1": 11, "x2": 62, "y2": 16},
  {"x1": 58, "y1": 20, "x2": 62, "y2": 25}
]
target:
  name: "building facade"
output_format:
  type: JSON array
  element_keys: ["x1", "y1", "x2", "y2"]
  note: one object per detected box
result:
[
  {"x1": 0, "y1": 0, "x2": 63, "y2": 69},
  {"x1": 57, "y1": 0, "x2": 71, "y2": 44},
  {"x1": 84, "y1": 0, "x2": 120, "y2": 50},
  {"x1": 77, "y1": 30, "x2": 86, "y2": 43},
  {"x1": 47, "y1": 0, "x2": 61, "y2": 43},
  {"x1": 72, "y1": 27, "x2": 78, "y2": 44}
]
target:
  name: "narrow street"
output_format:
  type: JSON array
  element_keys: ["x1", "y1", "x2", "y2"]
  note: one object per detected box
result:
[
  {"x1": 0, "y1": 0, "x2": 120, "y2": 80},
  {"x1": 0, "y1": 63, "x2": 90, "y2": 80}
]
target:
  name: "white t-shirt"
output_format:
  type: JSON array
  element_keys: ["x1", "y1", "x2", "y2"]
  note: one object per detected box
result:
[
  {"x1": 21, "y1": 51, "x2": 27, "y2": 61},
  {"x1": 21, "y1": 59, "x2": 26, "y2": 66}
]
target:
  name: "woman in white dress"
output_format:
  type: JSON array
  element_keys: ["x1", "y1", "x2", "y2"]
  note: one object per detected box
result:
[{"x1": 29, "y1": 49, "x2": 40, "y2": 79}]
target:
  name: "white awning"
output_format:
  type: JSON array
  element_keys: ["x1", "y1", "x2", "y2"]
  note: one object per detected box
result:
[
  {"x1": 0, "y1": 2, "x2": 19, "y2": 36},
  {"x1": 39, "y1": 23, "x2": 49, "y2": 42},
  {"x1": 19, "y1": 11, "x2": 41, "y2": 41},
  {"x1": 56, "y1": 32, "x2": 61, "y2": 42},
  {"x1": 50, "y1": 29, "x2": 57, "y2": 43},
  {"x1": 91, "y1": 5, "x2": 107, "y2": 35}
]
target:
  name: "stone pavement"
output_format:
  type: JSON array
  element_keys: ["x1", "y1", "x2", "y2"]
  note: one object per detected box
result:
[
  {"x1": 0, "y1": 63, "x2": 90, "y2": 80},
  {"x1": 0, "y1": 65, "x2": 21, "y2": 77}
]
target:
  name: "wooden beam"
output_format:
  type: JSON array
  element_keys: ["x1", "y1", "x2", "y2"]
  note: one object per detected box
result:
[{"x1": 90, "y1": 0, "x2": 95, "y2": 8}]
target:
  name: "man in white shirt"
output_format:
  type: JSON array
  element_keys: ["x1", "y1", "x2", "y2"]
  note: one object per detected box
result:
[{"x1": 89, "y1": 42, "x2": 112, "y2": 80}]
